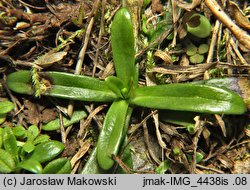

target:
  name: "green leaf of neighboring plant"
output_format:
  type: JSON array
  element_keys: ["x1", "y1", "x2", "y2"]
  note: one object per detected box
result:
[
  {"x1": 12, "y1": 126, "x2": 26, "y2": 139},
  {"x1": 42, "y1": 110, "x2": 87, "y2": 131},
  {"x1": 0, "y1": 114, "x2": 6, "y2": 125},
  {"x1": 29, "y1": 140, "x2": 64, "y2": 163},
  {"x1": 26, "y1": 130, "x2": 36, "y2": 142},
  {"x1": 33, "y1": 135, "x2": 50, "y2": 145},
  {"x1": 186, "y1": 13, "x2": 212, "y2": 38},
  {"x1": 0, "y1": 128, "x2": 3, "y2": 148},
  {"x1": 0, "y1": 101, "x2": 15, "y2": 124},
  {"x1": 0, "y1": 101, "x2": 14, "y2": 114},
  {"x1": 130, "y1": 84, "x2": 246, "y2": 114},
  {"x1": 6, "y1": 71, "x2": 117, "y2": 102},
  {"x1": 186, "y1": 152, "x2": 204, "y2": 163},
  {"x1": 42, "y1": 158, "x2": 71, "y2": 174},
  {"x1": 191, "y1": 77, "x2": 250, "y2": 109},
  {"x1": 173, "y1": 147, "x2": 181, "y2": 156},
  {"x1": 111, "y1": 8, "x2": 136, "y2": 88},
  {"x1": 28, "y1": 125, "x2": 39, "y2": 138},
  {"x1": 190, "y1": 54, "x2": 204, "y2": 64},
  {"x1": 6, "y1": 71, "x2": 34, "y2": 95},
  {"x1": 143, "y1": 0, "x2": 151, "y2": 7},
  {"x1": 186, "y1": 43, "x2": 197, "y2": 56},
  {"x1": 0, "y1": 149, "x2": 16, "y2": 173},
  {"x1": 81, "y1": 148, "x2": 105, "y2": 174},
  {"x1": 97, "y1": 100, "x2": 129, "y2": 170},
  {"x1": 23, "y1": 141, "x2": 35, "y2": 153},
  {"x1": 155, "y1": 160, "x2": 171, "y2": 174},
  {"x1": 3, "y1": 127, "x2": 18, "y2": 159},
  {"x1": 17, "y1": 159, "x2": 42, "y2": 174},
  {"x1": 198, "y1": 44, "x2": 209, "y2": 54}
]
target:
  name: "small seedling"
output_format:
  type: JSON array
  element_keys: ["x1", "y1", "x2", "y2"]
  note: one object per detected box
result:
[{"x1": 186, "y1": 43, "x2": 209, "y2": 64}]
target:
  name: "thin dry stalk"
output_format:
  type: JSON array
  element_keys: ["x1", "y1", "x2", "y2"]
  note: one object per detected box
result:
[{"x1": 205, "y1": 0, "x2": 250, "y2": 50}]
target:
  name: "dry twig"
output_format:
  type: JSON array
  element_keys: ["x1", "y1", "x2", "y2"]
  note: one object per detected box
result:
[{"x1": 205, "y1": 0, "x2": 250, "y2": 50}]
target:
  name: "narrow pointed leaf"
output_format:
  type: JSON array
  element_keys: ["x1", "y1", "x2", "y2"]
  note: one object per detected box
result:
[
  {"x1": 81, "y1": 148, "x2": 105, "y2": 174},
  {"x1": 111, "y1": 8, "x2": 136, "y2": 88},
  {"x1": 97, "y1": 100, "x2": 129, "y2": 170},
  {"x1": 42, "y1": 110, "x2": 87, "y2": 131},
  {"x1": 130, "y1": 84, "x2": 246, "y2": 114},
  {"x1": 7, "y1": 71, "x2": 117, "y2": 102}
]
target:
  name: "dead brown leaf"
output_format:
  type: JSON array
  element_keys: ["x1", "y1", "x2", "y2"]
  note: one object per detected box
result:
[
  {"x1": 228, "y1": 1, "x2": 250, "y2": 30},
  {"x1": 174, "y1": 0, "x2": 201, "y2": 11},
  {"x1": 152, "y1": 0, "x2": 163, "y2": 13},
  {"x1": 23, "y1": 100, "x2": 40, "y2": 125}
]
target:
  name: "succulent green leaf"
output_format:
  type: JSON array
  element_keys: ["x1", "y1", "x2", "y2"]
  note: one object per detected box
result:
[
  {"x1": 23, "y1": 141, "x2": 35, "y2": 153},
  {"x1": 0, "y1": 101, "x2": 14, "y2": 114},
  {"x1": 97, "y1": 100, "x2": 129, "y2": 170},
  {"x1": 29, "y1": 140, "x2": 64, "y2": 163},
  {"x1": 111, "y1": 8, "x2": 136, "y2": 88},
  {"x1": 130, "y1": 84, "x2": 246, "y2": 114},
  {"x1": 17, "y1": 159, "x2": 42, "y2": 174},
  {"x1": 81, "y1": 148, "x2": 105, "y2": 174},
  {"x1": 191, "y1": 77, "x2": 247, "y2": 92},
  {"x1": 33, "y1": 135, "x2": 50, "y2": 145},
  {"x1": 6, "y1": 71, "x2": 34, "y2": 95},
  {"x1": 12, "y1": 126, "x2": 26, "y2": 139},
  {"x1": 42, "y1": 110, "x2": 87, "y2": 131},
  {"x1": 6, "y1": 71, "x2": 117, "y2": 102},
  {"x1": 105, "y1": 76, "x2": 128, "y2": 99},
  {"x1": 28, "y1": 125, "x2": 39, "y2": 138},
  {"x1": 0, "y1": 149, "x2": 16, "y2": 173},
  {"x1": 42, "y1": 158, "x2": 72, "y2": 174}
]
